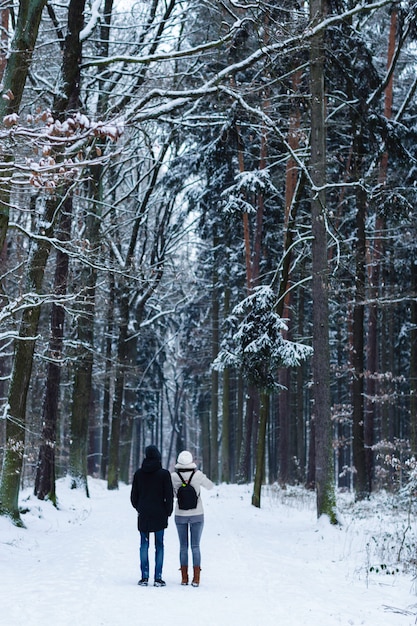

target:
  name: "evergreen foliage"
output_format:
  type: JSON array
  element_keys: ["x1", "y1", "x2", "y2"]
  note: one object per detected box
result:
[{"x1": 214, "y1": 286, "x2": 312, "y2": 391}]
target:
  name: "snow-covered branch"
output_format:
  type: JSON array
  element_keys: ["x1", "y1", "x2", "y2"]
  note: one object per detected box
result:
[
  {"x1": 82, "y1": 19, "x2": 249, "y2": 68},
  {"x1": 80, "y1": 0, "x2": 103, "y2": 41}
]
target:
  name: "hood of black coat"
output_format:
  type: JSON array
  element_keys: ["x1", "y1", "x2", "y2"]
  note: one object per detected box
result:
[
  {"x1": 141, "y1": 445, "x2": 162, "y2": 472},
  {"x1": 141, "y1": 458, "x2": 162, "y2": 472}
]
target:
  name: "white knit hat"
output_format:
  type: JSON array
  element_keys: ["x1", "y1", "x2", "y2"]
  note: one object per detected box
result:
[{"x1": 175, "y1": 450, "x2": 197, "y2": 469}]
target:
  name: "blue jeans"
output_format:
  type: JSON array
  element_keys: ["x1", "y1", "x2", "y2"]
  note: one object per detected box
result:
[
  {"x1": 175, "y1": 519, "x2": 204, "y2": 567},
  {"x1": 140, "y1": 530, "x2": 164, "y2": 580}
]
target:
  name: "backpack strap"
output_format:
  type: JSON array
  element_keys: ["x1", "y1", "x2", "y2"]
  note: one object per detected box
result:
[{"x1": 176, "y1": 469, "x2": 195, "y2": 485}]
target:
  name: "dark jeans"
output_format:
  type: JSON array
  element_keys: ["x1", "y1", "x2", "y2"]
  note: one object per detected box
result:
[
  {"x1": 175, "y1": 519, "x2": 204, "y2": 567},
  {"x1": 140, "y1": 530, "x2": 164, "y2": 580}
]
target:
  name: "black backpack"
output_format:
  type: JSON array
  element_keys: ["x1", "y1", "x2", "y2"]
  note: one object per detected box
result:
[{"x1": 176, "y1": 470, "x2": 198, "y2": 510}]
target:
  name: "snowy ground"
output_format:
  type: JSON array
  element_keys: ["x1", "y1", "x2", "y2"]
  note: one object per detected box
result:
[{"x1": 1, "y1": 477, "x2": 417, "y2": 626}]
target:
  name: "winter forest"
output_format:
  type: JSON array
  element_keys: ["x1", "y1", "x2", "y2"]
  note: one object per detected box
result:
[{"x1": 0, "y1": 0, "x2": 417, "y2": 528}]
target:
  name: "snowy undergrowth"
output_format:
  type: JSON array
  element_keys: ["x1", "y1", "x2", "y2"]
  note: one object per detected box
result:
[
  {"x1": 265, "y1": 483, "x2": 417, "y2": 588},
  {"x1": 338, "y1": 491, "x2": 417, "y2": 587}
]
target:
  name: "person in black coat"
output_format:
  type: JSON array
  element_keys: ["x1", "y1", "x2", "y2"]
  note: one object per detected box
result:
[{"x1": 130, "y1": 445, "x2": 174, "y2": 587}]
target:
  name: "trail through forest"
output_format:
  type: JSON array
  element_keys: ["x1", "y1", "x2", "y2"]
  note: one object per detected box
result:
[{"x1": 1, "y1": 478, "x2": 416, "y2": 625}]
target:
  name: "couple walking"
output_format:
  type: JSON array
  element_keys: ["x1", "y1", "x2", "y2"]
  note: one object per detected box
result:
[{"x1": 130, "y1": 445, "x2": 213, "y2": 587}]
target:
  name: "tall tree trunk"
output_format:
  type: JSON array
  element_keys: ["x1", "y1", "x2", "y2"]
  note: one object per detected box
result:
[
  {"x1": 69, "y1": 249, "x2": 96, "y2": 494},
  {"x1": 210, "y1": 232, "x2": 220, "y2": 482},
  {"x1": 0, "y1": 241, "x2": 8, "y2": 455},
  {"x1": 236, "y1": 83, "x2": 270, "y2": 494},
  {"x1": 221, "y1": 366, "x2": 231, "y2": 483},
  {"x1": 221, "y1": 282, "x2": 231, "y2": 483},
  {"x1": 252, "y1": 392, "x2": 269, "y2": 507},
  {"x1": 306, "y1": 417, "x2": 316, "y2": 489},
  {"x1": 252, "y1": 115, "x2": 267, "y2": 286},
  {"x1": 0, "y1": 196, "x2": 56, "y2": 523},
  {"x1": 234, "y1": 120, "x2": 255, "y2": 481},
  {"x1": 296, "y1": 363, "x2": 306, "y2": 482},
  {"x1": 309, "y1": 0, "x2": 337, "y2": 522},
  {"x1": 60, "y1": 0, "x2": 94, "y2": 495},
  {"x1": 119, "y1": 332, "x2": 139, "y2": 483},
  {"x1": 278, "y1": 293, "x2": 292, "y2": 485},
  {"x1": 100, "y1": 268, "x2": 115, "y2": 479},
  {"x1": 296, "y1": 287, "x2": 306, "y2": 481},
  {"x1": 69, "y1": 173, "x2": 98, "y2": 496},
  {"x1": 352, "y1": 162, "x2": 368, "y2": 499},
  {"x1": 0, "y1": 5, "x2": 8, "y2": 456},
  {"x1": 93, "y1": 0, "x2": 117, "y2": 483},
  {"x1": 272, "y1": 69, "x2": 303, "y2": 487},
  {"x1": 237, "y1": 386, "x2": 257, "y2": 483},
  {"x1": 107, "y1": 294, "x2": 129, "y2": 490},
  {"x1": 199, "y1": 387, "x2": 211, "y2": 473},
  {"x1": 365, "y1": 9, "x2": 397, "y2": 493},
  {"x1": 380, "y1": 282, "x2": 394, "y2": 446},
  {"x1": 267, "y1": 399, "x2": 278, "y2": 484},
  {"x1": 410, "y1": 262, "x2": 417, "y2": 455},
  {"x1": 278, "y1": 367, "x2": 291, "y2": 485},
  {"x1": 236, "y1": 374, "x2": 244, "y2": 480},
  {"x1": 34, "y1": 197, "x2": 72, "y2": 502}
]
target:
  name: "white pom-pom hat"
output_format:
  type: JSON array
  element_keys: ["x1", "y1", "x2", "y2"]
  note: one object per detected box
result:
[{"x1": 175, "y1": 450, "x2": 197, "y2": 469}]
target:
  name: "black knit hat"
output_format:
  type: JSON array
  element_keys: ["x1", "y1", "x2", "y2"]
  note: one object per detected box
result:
[{"x1": 145, "y1": 445, "x2": 161, "y2": 460}]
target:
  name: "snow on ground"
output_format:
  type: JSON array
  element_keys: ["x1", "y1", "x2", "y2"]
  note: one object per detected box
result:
[{"x1": 1, "y1": 477, "x2": 417, "y2": 626}]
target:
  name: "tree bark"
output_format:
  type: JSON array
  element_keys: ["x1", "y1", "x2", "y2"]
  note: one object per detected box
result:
[
  {"x1": 365, "y1": 9, "x2": 397, "y2": 493},
  {"x1": 34, "y1": 198, "x2": 72, "y2": 502},
  {"x1": 221, "y1": 283, "x2": 231, "y2": 483},
  {"x1": 100, "y1": 268, "x2": 115, "y2": 479},
  {"x1": 107, "y1": 293, "x2": 129, "y2": 490},
  {"x1": 53, "y1": 0, "x2": 85, "y2": 116},
  {"x1": 199, "y1": 387, "x2": 211, "y2": 473},
  {"x1": 0, "y1": 196, "x2": 56, "y2": 523},
  {"x1": 352, "y1": 164, "x2": 367, "y2": 499},
  {"x1": 309, "y1": 0, "x2": 337, "y2": 522},
  {"x1": 57, "y1": 0, "x2": 93, "y2": 495},
  {"x1": 252, "y1": 392, "x2": 269, "y2": 507},
  {"x1": 278, "y1": 367, "x2": 291, "y2": 485},
  {"x1": 210, "y1": 230, "x2": 220, "y2": 482},
  {"x1": 69, "y1": 250, "x2": 96, "y2": 495},
  {"x1": 410, "y1": 261, "x2": 417, "y2": 455},
  {"x1": 237, "y1": 385, "x2": 258, "y2": 483}
]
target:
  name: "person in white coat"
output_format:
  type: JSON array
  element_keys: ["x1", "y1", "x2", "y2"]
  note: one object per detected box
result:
[{"x1": 171, "y1": 450, "x2": 213, "y2": 587}]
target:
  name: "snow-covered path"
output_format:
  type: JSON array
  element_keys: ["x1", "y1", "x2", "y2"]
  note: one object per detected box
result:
[{"x1": 1, "y1": 478, "x2": 416, "y2": 625}]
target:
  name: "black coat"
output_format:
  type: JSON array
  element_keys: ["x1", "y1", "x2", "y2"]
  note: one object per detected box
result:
[{"x1": 130, "y1": 458, "x2": 174, "y2": 533}]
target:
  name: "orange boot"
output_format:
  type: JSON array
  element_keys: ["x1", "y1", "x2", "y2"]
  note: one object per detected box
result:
[
  {"x1": 180, "y1": 566, "x2": 188, "y2": 585},
  {"x1": 191, "y1": 566, "x2": 201, "y2": 587}
]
